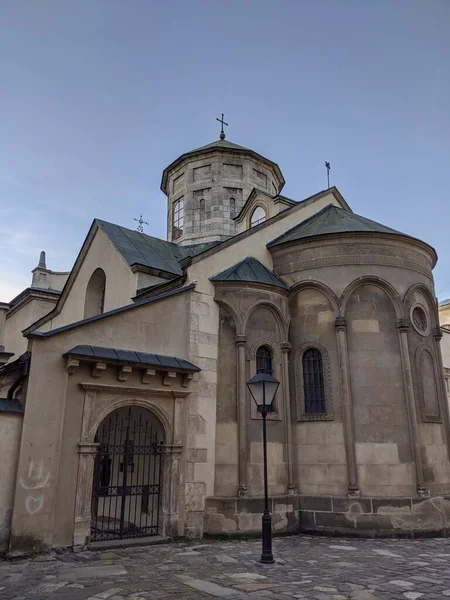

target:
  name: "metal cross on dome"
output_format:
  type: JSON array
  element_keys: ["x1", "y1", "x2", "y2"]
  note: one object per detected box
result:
[
  {"x1": 134, "y1": 213, "x2": 149, "y2": 233},
  {"x1": 216, "y1": 113, "x2": 228, "y2": 140}
]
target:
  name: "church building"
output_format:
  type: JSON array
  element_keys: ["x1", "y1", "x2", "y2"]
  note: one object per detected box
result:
[{"x1": 1, "y1": 129, "x2": 450, "y2": 555}]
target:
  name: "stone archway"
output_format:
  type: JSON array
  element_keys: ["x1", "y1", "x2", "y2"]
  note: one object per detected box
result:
[
  {"x1": 90, "y1": 405, "x2": 164, "y2": 542},
  {"x1": 73, "y1": 385, "x2": 187, "y2": 548}
]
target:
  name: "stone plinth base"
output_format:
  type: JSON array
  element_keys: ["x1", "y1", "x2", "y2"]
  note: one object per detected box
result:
[
  {"x1": 205, "y1": 494, "x2": 450, "y2": 538},
  {"x1": 204, "y1": 495, "x2": 299, "y2": 536}
]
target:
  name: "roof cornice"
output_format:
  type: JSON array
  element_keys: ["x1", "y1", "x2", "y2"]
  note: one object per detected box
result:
[{"x1": 161, "y1": 144, "x2": 285, "y2": 195}]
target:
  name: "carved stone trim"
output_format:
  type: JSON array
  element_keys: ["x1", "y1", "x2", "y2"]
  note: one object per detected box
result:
[
  {"x1": 281, "y1": 341, "x2": 291, "y2": 352},
  {"x1": 92, "y1": 361, "x2": 107, "y2": 378},
  {"x1": 433, "y1": 327, "x2": 443, "y2": 341},
  {"x1": 397, "y1": 318, "x2": 410, "y2": 332},
  {"x1": 78, "y1": 442, "x2": 99, "y2": 454},
  {"x1": 295, "y1": 342, "x2": 333, "y2": 421},
  {"x1": 118, "y1": 365, "x2": 132, "y2": 382},
  {"x1": 162, "y1": 371, "x2": 177, "y2": 386},
  {"x1": 275, "y1": 254, "x2": 432, "y2": 279},
  {"x1": 410, "y1": 302, "x2": 431, "y2": 337},
  {"x1": 142, "y1": 368, "x2": 156, "y2": 384},
  {"x1": 79, "y1": 382, "x2": 190, "y2": 397},
  {"x1": 66, "y1": 357, "x2": 80, "y2": 374},
  {"x1": 415, "y1": 344, "x2": 443, "y2": 423},
  {"x1": 335, "y1": 317, "x2": 347, "y2": 330},
  {"x1": 247, "y1": 338, "x2": 281, "y2": 363},
  {"x1": 235, "y1": 334, "x2": 247, "y2": 346}
]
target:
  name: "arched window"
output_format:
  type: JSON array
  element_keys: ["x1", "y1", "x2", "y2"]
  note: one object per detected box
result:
[
  {"x1": 172, "y1": 198, "x2": 184, "y2": 240},
  {"x1": 303, "y1": 348, "x2": 325, "y2": 414},
  {"x1": 250, "y1": 206, "x2": 266, "y2": 227},
  {"x1": 230, "y1": 197, "x2": 236, "y2": 217},
  {"x1": 84, "y1": 268, "x2": 106, "y2": 319},
  {"x1": 256, "y1": 345, "x2": 273, "y2": 375}
]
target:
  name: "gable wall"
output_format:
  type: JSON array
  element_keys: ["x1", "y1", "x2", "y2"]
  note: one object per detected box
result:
[
  {"x1": 3, "y1": 298, "x2": 58, "y2": 360},
  {"x1": 10, "y1": 291, "x2": 191, "y2": 550},
  {"x1": 47, "y1": 229, "x2": 137, "y2": 331}
]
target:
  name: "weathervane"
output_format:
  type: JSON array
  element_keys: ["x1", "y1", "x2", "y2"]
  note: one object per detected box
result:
[
  {"x1": 134, "y1": 213, "x2": 149, "y2": 233},
  {"x1": 216, "y1": 113, "x2": 228, "y2": 140},
  {"x1": 325, "y1": 161, "x2": 331, "y2": 188}
]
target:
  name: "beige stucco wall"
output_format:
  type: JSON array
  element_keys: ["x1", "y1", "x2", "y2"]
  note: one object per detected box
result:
[
  {"x1": 10, "y1": 290, "x2": 193, "y2": 551},
  {"x1": 45, "y1": 228, "x2": 138, "y2": 331},
  {"x1": 3, "y1": 298, "x2": 57, "y2": 360},
  {"x1": 0, "y1": 414, "x2": 22, "y2": 554},
  {"x1": 440, "y1": 329, "x2": 450, "y2": 369}
]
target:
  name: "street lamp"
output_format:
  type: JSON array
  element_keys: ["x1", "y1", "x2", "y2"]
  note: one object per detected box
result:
[{"x1": 246, "y1": 372, "x2": 280, "y2": 564}]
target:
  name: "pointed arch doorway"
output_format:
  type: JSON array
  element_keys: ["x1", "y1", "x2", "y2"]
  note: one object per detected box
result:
[{"x1": 90, "y1": 406, "x2": 164, "y2": 542}]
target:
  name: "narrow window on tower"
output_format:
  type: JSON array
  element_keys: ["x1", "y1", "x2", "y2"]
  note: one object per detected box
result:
[
  {"x1": 172, "y1": 198, "x2": 184, "y2": 240},
  {"x1": 250, "y1": 206, "x2": 266, "y2": 227},
  {"x1": 199, "y1": 198, "x2": 205, "y2": 230},
  {"x1": 230, "y1": 197, "x2": 236, "y2": 217}
]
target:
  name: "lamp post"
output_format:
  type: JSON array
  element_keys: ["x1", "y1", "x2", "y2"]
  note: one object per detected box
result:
[{"x1": 246, "y1": 372, "x2": 280, "y2": 564}]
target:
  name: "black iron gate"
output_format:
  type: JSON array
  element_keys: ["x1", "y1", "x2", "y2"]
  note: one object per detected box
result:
[{"x1": 91, "y1": 407, "x2": 162, "y2": 542}]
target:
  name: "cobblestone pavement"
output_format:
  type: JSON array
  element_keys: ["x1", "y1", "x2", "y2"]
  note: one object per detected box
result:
[{"x1": 2, "y1": 536, "x2": 450, "y2": 599}]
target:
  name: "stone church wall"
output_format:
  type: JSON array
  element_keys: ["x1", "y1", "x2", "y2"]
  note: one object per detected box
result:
[
  {"x1": 8, "y1": 290, "x2": 194, "y2": 553},
  {"x1": 346, "y1": 284, "x2": 413, "y2": 497},
  {"x1": 0, "y1": 413, "x2": 22, "y2": 554},
  {"x1": 289, "y1": 287, "x2": 346, "y2": 496}
]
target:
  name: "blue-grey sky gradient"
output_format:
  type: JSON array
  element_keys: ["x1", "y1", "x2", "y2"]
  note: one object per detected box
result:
[{"x1": 1, "y1": 0, "x2": 449, "y2": 302}]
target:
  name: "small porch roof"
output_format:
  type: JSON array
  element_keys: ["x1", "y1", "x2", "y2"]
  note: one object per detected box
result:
[{"x1": 64, "y1": 345, "x2": 200, "y2": 373}]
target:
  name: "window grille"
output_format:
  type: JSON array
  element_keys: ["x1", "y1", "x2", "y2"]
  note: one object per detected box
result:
[
  {"x1": 303, "y1": 348, "x2": 326, "y2": 414},
  {"x1": 256, "y1": 345, "x2": 273, "y2": 375}
]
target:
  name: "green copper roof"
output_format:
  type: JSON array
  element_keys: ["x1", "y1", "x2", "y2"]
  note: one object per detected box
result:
[
  {"x1": 96, "y1": 220, "x2": 218, "y2": 276},
  {"x1": 267, "y1": 204, "x2": 404, "y2": 248},
  {"x1": 210, "y1": 257, "x2": 287, "y2": 289},
  {"x1": 191, "y1": 139, "x2": 249, "y2": 152}
]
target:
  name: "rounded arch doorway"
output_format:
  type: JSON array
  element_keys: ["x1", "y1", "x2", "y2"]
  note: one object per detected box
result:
[{"x1": 91, "y1": 405, "x2": 164, "y2": 542}]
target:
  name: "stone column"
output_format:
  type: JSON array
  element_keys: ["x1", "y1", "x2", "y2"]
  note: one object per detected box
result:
[
  {"x1": 73, "y1": 442, "x2": 99, "y2": 547},
  {"x1": 397, "y1": 318, "x2": 428, "y2": 497},
  {"x1": 335, "y1": 317, "x2": 359, "y2": 497},
  {"x1": 432, "y1": 327, "x2": 450, "y2": 460},
  {"x1": 236, "y1": 334, "x2": 247, "y2": 495},
  {"x1": 160, "y1": 444, "x2": 183, "y2": 537},
  {"x1": 281, "y1": 342, "x2": 296, "y2": 493}
]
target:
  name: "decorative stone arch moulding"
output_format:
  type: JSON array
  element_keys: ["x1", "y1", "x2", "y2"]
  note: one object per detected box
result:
[
  {"x1": 87, "y1": 393, "x2": 175, "y2": 445},
  {"x1": 410, "y1": 302, "x2": 432, "y2": 337},
  {"x1": 247, "y1": 338, "x2": 282, "y2": 363},
  {"x1": 214, "y1": 297, "x2": 244, "y2": 335},
  {"x1": 295, "y1": 341, "x2": 333, "y2": 422},
  {"x1": 415, "y1": 344, "x2": 442, "y2": 423},
  {"x1": 288, "y1": 280, "x2": 339, "y2": 317},
  {"x1": 339, "y1": 275, "x2": 403, "y2": 319},
  {"x1": 243, "y1": 300, "x2": 288, "y2": 341},
  {"x1": 403, "y1": 283, "x2": 439, "y2": 330}
]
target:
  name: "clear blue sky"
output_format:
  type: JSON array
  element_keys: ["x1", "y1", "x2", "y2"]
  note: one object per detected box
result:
[{"x1": 1, "y1": 0, "x2": 449, "y2": 302}]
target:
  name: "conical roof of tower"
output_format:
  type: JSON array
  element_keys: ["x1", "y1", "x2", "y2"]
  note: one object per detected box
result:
[{"x1": 161, "y1": 137, "x2": 285, "y2": 194}]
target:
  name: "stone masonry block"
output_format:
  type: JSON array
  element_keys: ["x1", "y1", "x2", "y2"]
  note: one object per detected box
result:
[
  {"x1": 318, "y1": 444, "x2": 347, "y2": 465},
  {"x1": 297, "y1": 465, "x2": 328, "y2": 485},
  {"x1": 357, "y1": 464, "x2": 389, "y2": 486},
  {"x1": 216, "y1": 442, "x2": 237, "y2": 465},
  {"x1": 186, "y1": 448, "x2": 207, "y2": 463},
  {"x1": 296, "y1": 444, "x2": 320, "y2": 465},
  {"x1": 188, "y1": 414, "x2": 206, "y2": 435}
]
